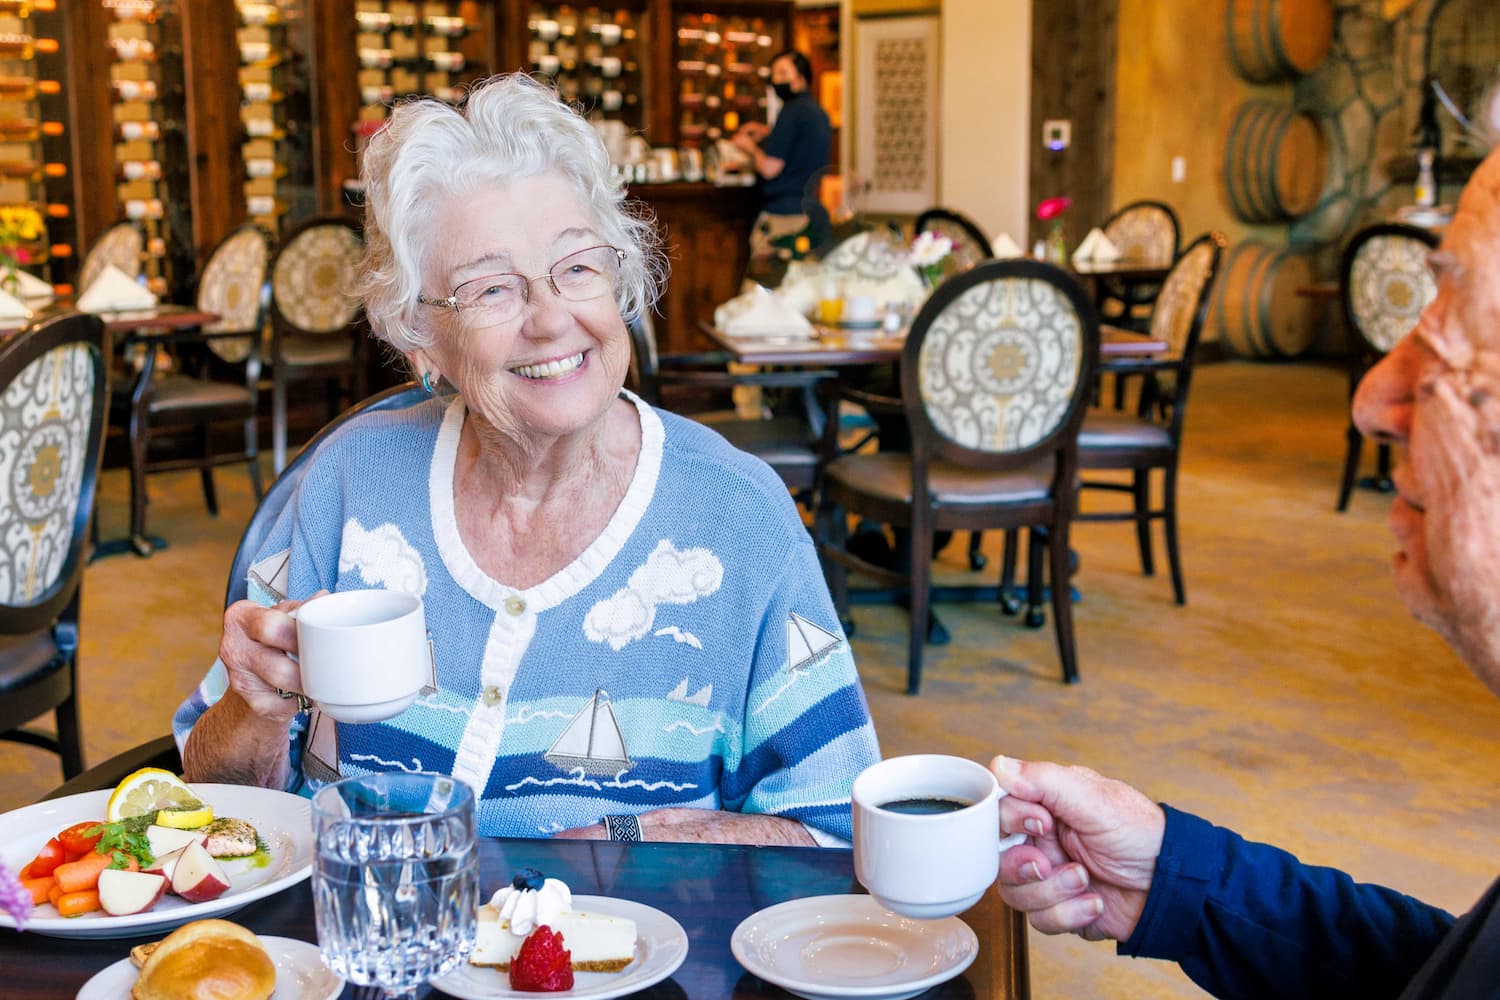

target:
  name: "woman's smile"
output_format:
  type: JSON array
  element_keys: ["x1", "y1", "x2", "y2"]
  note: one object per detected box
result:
[{"x1": 509, "y1": 350, "x2": 587, "y2": 381}]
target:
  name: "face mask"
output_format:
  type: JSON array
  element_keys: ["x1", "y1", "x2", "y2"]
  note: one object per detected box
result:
[{"x1": 772, "y1": 82, "x2": 797, "y2": 103}]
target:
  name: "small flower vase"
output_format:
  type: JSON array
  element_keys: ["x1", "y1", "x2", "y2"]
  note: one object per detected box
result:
[
  {"x1": 1, "y1": 258, "x2": 18, "y2": 298},
  {"x1": 1045, "y1": 223, "x2": 1068, "y2": 266},
  {"x1": 921, "y1": 263, "x2": 944, "y2": 292}
]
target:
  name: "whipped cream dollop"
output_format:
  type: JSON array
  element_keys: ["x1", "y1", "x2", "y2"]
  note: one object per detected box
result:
[{"x1": 488, "y1": 873, "x2": 572, "y2": 936}]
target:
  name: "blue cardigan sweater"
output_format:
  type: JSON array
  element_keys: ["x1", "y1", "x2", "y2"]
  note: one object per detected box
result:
[{"x1": 175, "y1": 393, "x2": 880, "y2": 841}]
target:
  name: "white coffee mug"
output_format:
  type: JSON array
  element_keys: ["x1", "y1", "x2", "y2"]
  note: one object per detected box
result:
[
  {"x1": 852, "y1": 754, "x2": 1026, "y2": 919},
  {"x1": 597, "y1": 22, "x2": 622, "y2": 45},
  {"x1": 295, "y1": 590, "x2": 428, "y2": 724},
  {"x1": 600, "y1": 56, "x2": 622, "y2": 78},
  {"x1": 536, "y1": 18, "x2": 560, "y2": 41}
]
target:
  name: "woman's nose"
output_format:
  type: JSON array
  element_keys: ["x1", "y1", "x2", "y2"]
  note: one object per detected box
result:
[{"x1": 1352, "y1": 332, "x2": 1422, "y2": 444}]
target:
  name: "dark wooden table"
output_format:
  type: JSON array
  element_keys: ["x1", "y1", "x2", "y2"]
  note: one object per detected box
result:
[
  {"x1": 1070, "y1": 258, "x2": 1172, "y2": 283},
  {"x1": 704, "y1": 320, "x2": 1167, "y2": 367},
  {"x1": 0, "y1": 837, "x2": 1029, "y2": 999}
]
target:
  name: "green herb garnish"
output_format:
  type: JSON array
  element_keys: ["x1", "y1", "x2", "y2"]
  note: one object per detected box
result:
[{"x1": 85, "y1": 815, "x2": 156, "y2": 865}]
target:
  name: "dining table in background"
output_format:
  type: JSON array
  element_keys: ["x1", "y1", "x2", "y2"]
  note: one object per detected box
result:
[
  {"x1": 1, "y1": 836, "x2": 1031, "y2": 1000},
  {"x1": 704, "y1": 320, "x2": 1169, "y2": 368}
]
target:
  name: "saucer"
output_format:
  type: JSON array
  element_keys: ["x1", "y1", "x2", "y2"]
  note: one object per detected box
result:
[
  {"x1": 730, "y1": 894, "x2": 977, "y2": 1000},
  {"x1": 835, "y1": 317, "x2": 883, "y2": 330}
]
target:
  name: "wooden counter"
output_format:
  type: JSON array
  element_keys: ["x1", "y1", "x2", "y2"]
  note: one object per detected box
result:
[{"x1": 629, "y1": 181, "x2": 759, "y2": 355}]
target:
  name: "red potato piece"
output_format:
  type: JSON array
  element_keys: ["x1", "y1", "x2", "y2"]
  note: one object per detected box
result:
[
  {"x1": 143, "y1": 846, "x2": 186, "y2": 885},
  {"x1": 169, "y1": 841, "x2": 231, "y2": 903},
  {"x1": 145, "y1": 825, "x2": 207, "y2": 860},
  {"x1": 97, "y1": 869, "x2": 168, "y2": 916}
]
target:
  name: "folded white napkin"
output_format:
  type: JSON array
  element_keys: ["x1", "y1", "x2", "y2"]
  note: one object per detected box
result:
[
  {"x1": 774, "y1": 259, "x2": 827, "y2": 319},
  {"x1": 715, "y1": 285, "x2": 815, "y2": 338},
  {"x1": 845, "y1": 269, "x2": 927, "y2": 312},
  {"x1": 0, "y1": 288, "x2": 30, "y2": 322},
  {"x1": 1072, "y1": 228, "x2": 1121, "y2": 264},
  {"x1": 76, "y1": 264, "x2": 158, "y2": 313},
  {"x1": 12, "y1": 269, "x2": 54, "y2": 303},
  {"x1": 991, "y1": 233, "x2": 1024, "y2": 259}
]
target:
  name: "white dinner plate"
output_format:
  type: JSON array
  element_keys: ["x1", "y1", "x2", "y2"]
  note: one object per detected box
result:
[
  {"x1": 429, "y1": 895, "x2": 689, "y2": 1000},
  {"x1": 0, "y1": 783, "x2": 313, "y2": 939},
  {"x1": 76, "y1": 935, "x2": 342, "y2": 1000},
  {"x1": 731, "y1": 894, "x2": 978, "y2": 1000}
]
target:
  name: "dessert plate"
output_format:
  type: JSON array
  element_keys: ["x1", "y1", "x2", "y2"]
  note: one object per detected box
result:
[
  {"x1": 77, "y1": 936, "x2": 342, "y2": 1000},
  {"x1": 0, "y1": 784, "x2": 313, "y2": 939},
  {"x1": 731, "y1": 894, "x2": 978, "y2": 1000},
  {"x1": 430, "y1": 896, "x2": 689, "y2": 1000}
]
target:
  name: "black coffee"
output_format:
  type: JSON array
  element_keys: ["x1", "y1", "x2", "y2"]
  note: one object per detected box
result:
[{"x1": 878, "y1": 796, "x2": 972, "y2": 815}]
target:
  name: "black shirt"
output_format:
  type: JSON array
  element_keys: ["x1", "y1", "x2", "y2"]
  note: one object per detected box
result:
[{"x1": 759, "y1": 92, "x2": 832, "y2": 216}]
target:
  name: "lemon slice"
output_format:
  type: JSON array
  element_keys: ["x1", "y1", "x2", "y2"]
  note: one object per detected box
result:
[
  {"x1": 154, "y1": 803, "x2": 215, "y2": 829},
  {"x1": 105, "y1": 767, "x2": 203, "y2": 823}
]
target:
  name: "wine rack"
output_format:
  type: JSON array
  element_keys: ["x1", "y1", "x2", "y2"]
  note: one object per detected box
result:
[
  {"x1": 102, "y1": 0, "x2": 190, "y2": 300},
  {"x1": 0, "y1": 0, "x2": 64, "y2": 296},
  {"x1": 526, "y1": 2, "x2": 647, "y2": 132},
  {"x1": 235, "y1": 0, "x2": 314, "y2": 237},
  {"x1": 674, "y1": 9, "x2": 781, "y2": 147},
  {"x1": 353, "y1": 1, "x2": 489, "y2": 119}
]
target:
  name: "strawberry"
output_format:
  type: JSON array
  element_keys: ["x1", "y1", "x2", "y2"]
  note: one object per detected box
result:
[{"x1": 509, "y1": 925, "x2": 574, "y2": 992}]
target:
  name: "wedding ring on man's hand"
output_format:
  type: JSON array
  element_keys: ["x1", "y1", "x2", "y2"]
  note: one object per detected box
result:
[{"x1": 277, "y1": 688, "x2": 311, "y2": 711}]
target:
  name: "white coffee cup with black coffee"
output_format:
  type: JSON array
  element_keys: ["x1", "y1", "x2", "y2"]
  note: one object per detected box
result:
[{"x1": 852, "y1": 754, "x2": 1027, "y2": 919}]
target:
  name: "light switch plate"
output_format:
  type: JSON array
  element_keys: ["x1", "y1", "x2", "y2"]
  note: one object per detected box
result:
[{"x1": 1171, "y1": 156, "x2": 1187, "y2": 183}]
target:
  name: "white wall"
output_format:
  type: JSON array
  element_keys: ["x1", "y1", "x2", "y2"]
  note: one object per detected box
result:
[{"x1": 939, "y1": 0, "x2": 1031, "y2": 242}]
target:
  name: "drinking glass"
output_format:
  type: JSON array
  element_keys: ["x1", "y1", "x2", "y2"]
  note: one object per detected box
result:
[{"x1": 311, "y1": 772, "x2": 479, "y2": 999}]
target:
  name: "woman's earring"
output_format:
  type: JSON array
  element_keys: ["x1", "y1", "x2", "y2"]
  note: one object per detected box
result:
[{"x1": 421, "y1": 371, "x2": 434, "y2": 394}]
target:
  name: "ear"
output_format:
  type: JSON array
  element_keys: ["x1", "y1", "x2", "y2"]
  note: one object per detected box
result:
[{"x1": 405, "y1": 348, "x2": 441, "y2": 386}]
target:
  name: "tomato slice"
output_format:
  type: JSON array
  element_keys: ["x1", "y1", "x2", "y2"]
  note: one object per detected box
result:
[
  {"x1": 27, "y1": 837, "x2": 66, "y2": 877},
  {"x1": 56, "y1": 821, "x2": 103, "y2": 859}
]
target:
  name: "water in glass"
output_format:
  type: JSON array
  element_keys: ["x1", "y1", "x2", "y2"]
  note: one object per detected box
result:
[{"x1": 311, "y1": 772, "x2": 479, "y2": 999}]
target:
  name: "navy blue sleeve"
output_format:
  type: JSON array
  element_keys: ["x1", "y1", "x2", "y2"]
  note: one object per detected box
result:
[{"x1": 1120, "y1": 806, "x2": 1455, "y2": 1000}]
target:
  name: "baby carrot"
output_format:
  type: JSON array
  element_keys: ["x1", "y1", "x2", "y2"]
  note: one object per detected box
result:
[
  {"x1": 46, "y1": 882, "x2": 64, "y2": 907},
  {"x1": 54, "y1": 889, "x2": 101, "y2": 918},
  {"x1": 21, "y1": 876, "x2": 54, "y2": 905},
  {"x1": 53, "y1": 851, "x2": 133, "y2": 894}
]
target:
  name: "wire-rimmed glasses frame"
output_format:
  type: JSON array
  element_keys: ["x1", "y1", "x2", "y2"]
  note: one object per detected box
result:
[{"x1": 416, "y1": 244, "x2": 627, "y2": 328}]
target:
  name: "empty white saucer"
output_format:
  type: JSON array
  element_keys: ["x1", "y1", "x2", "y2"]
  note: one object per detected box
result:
[{"x1": 730, "y1": 894, "x2": 978, "y2": 1000}]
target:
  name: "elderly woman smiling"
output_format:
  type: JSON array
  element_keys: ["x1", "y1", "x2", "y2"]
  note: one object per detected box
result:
[{"x1": 174, "y1": 74, "x2": 880, "y2": 846}]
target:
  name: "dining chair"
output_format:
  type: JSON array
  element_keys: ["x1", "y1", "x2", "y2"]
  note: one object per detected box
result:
[
  {"x1": 1074, "y1": 232, "x2": 1226, "y2": 606},
  {"x1": 114, "y1": 223, "x2": 270, "y2": 555},
  {"x1": 914, "y1": 207, "x2": 994, "y2": 278},
  {"x1": 77, "y1": 219, "x2": 144, "y2": 293},
  {"x1": 626, "y1": 314, "x2": 834, "y2": 508},
  {"x1": 1335, "y1": 222, "x2": 1438, "y2": 512},
  {"x1": 1099, "y1": 200, "x2": 1179, "y2": 327},
  {"x1": 815, "y1": 259, "x2": 1100, "y2": 691},
  {"x1": 267, "y1": 215, "x2": 366, "y2": 473},
  {"x1": 0, "y1": 311, "x2": 109, "y2": 780}
]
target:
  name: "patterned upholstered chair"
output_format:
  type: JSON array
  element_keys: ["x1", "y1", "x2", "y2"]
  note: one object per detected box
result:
[
  {"x1": 1336, "y1": 223, "x2": 1439, "y2": 512},
  {"x1": 815, "y1": 259, "x2": 1100, "y2": 690},
  {"x1": 1075, "y1": 233, "x2": 1225, "y2": 605},
  {"x1": 115, "y1": 224, "x2": 269, "y2": 555},
  {"x1": 267, "y1": 215, "x2": 365, "y2": 472},
  {"x1": 914, "y1": 207, "x2": 994, "y2": 280},
  {"x1": 0, "y1": 312, "x2": 108, "y2": 779},
  {"x1": 77, "y1": 220, "x2": 144, "y2": 293},
  {"x1": 1099, "y1": 200, "x2": 1179, "y2": 326}
]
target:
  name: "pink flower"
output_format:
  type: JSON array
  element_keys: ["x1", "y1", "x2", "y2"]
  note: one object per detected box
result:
[
  {"x1": 1037, "y1": 197, "x2": 1072, "y2": 222},
  {"x1": 0, "y1": 858, "x2": 31, "y2": 931}
]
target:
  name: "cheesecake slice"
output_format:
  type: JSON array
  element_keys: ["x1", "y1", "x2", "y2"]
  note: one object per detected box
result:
[{"x1": 470, "y1": 904, "x2": 637, "y2": 972}]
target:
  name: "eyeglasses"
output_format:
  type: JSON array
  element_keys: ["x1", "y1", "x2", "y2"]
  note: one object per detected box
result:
[{"x1": 417, "y1": 244, "x2": 626, "y2": 328}]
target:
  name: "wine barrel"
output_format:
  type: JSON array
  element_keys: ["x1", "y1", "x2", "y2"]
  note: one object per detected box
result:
[
  {"x1": 1212, "y1": 241, "x2": 1324, "y2": 358},
  {"x1": 1223, "y1": 102, "x2": 1328, "y2": 223},
  {"x1": 1226, "y1": 0, "x2": 1334, "y2": 82}
]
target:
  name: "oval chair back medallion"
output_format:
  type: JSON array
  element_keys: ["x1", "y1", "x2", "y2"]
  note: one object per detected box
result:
[
  {"x1": 1344, "y1": 224, "x2": 1439, "y2": 354},
  {"x1": 78, "y1": 221, "x2": 143, "y2": 295},
  {"x1": 272, "y1": 222, "x2": 362, "y2": 333},
  {"x1": 0, "y1": 316, "x2": 106, "y2": 613},
  {"x1": 913, "y1": 272, "x2": 1087, "y2": 455},
  {"x1": 199, "y1": 225, "x2": 271, "y2": 363}
]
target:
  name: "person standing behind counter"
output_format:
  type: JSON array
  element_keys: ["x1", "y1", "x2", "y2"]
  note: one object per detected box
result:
[{"x1": 732, "y1": 50, "x2": 832, "y2": 261}]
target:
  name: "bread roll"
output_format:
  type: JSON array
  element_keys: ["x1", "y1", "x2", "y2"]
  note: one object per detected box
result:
[{"x1": 131, "y1": 918, "x2": 276, "y2": 1000}]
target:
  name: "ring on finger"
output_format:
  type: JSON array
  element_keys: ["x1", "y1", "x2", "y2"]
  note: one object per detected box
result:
[{"x1": 276, "y1": 688, "x2": 311, "y2": 712}]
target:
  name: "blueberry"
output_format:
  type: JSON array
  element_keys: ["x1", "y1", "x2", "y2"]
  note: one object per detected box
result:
[{"x1": 511, "y1": 867, "x2": 546, "y2": 891}]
